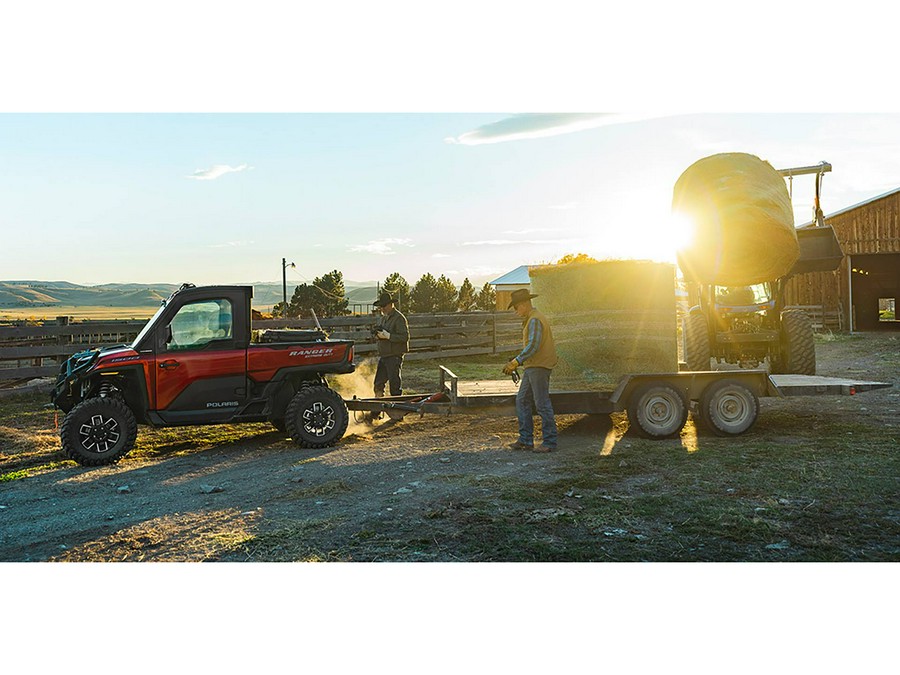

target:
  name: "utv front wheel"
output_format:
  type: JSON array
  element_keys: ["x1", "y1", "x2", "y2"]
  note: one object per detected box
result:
[
  {"x1": 60, "y1": 397, "x2": 138, "y2": 466},
  {"x1": 285, "y1": 386, "x2": 349, "y2": 449}
]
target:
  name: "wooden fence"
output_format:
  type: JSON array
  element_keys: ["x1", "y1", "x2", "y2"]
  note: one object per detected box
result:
[
  {"x1": 0, "y1": 312, "x2": 524, "y2": 384},
  {"x1": 0, "y1": 304, "x2": 837, "y2": 386}
]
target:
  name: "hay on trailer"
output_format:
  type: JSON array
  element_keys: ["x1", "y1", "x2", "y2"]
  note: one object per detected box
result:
[
  {"x1": 529, "y1": 260, "x2": 677, "y2": 390},
  {"x1": 672, "y1": 152, "x2": 798, "y2": 286}
]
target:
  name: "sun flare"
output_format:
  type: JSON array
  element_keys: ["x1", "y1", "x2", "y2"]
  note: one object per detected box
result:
[{"x1": 584, "y1": 212, "x2": 694, "y2": 264}]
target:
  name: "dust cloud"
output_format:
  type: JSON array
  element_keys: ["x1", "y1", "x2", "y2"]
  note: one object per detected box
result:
[{"x1": 330, "y1": 358, "x2": 382, "y2": 435}]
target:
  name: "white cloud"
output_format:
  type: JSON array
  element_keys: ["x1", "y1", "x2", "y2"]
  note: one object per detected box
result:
[
  {"x1": 502, "y1": 227, "x2": 559, "y2": 234},
  {"x1": 445, "y1": 113, "x2": 668, "y2": 145},
  {"x1": 548, "y1": 202, "x2": 578, "y2": 210},
  {"x1": 186, "y1": 163, "x2": 251, "y2": 180},
  {"x1": 209, "y1": 240, "x2": 255, "y2": 248},
  {"x1": 432, "y1": 253, "x2": 451, "y2": 258},
  {"x1": 461, "y1": 238, "x2": 573, "y2": 246},
  {"x1": 348, "y1": 238, "x2": 414, "y2": 255}
]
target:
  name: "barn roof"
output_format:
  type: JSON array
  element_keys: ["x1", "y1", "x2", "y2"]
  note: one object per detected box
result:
[
  {"x1": 490, "y1": 265, "x2": 532, "y2": 286},
  {"x1": 801, "y1": 185, "x2": 900, "y2": 227}
]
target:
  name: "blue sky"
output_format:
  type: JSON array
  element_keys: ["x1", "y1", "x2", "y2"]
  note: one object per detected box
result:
[{"x1": 3, "y1": 112, "x2": 900, "y2": 287}]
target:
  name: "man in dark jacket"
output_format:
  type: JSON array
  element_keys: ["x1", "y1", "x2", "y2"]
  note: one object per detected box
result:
[{"x1": 373, "y1": 292, "x2": 410, "y2": 397}]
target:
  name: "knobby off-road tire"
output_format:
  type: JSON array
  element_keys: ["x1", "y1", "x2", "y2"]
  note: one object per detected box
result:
[
  {"x1": 776, "y1": 309, "x2": 816, "y2": 375},
  {"x1": 60, "y1": 396, "x2": 138, "y2": 466},
  {"x1": 626, "y1": 382, "x2": 688, "y2": 439},
  {"x1": 698, "y1": 379, "x2": 759, "y2": 436},
  {"x1": 682, "y1": 313, "x2": 712, "y2": 371},
  {"x1": 285, "y1": 385, "x2": 349, "y2": 449}
]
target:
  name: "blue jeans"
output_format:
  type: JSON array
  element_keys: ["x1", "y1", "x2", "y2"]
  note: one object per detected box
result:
[
  {"x1": 516, "y1": 367, "x2": 557, "y2": 448},
  {"x1": 374, "y1": 355, "x2": 403, "y2": 396}
]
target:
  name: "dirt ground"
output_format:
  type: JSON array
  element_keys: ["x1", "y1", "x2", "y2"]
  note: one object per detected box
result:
[{"x1": 0, "y1": 332, "x2": 897, "y2": 562}]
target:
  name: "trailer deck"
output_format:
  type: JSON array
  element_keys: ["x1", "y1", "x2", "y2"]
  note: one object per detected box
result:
[{"x1": 345, "y1": 365, "x2": 892, "y2": 439}]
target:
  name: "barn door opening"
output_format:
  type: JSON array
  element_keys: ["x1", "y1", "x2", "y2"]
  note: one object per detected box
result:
[{"x1": 850, "y1": 253, "x2": 900, "y2": 331}]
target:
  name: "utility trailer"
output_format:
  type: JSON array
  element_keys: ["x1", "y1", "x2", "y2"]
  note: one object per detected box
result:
[{"x1": 346, "y1": 367, "x2": 892, "y2": 438}]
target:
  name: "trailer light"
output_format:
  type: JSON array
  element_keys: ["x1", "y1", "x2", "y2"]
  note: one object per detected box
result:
[{"x1": 850, "y1": 386, "x2": 856, "y2": 396}]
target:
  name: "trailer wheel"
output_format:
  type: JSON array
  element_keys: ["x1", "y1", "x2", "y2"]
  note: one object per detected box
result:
[
  {"x1": 698, "y1": 379, "x2": 759, "y2": 436},
  {"x1": 60, "y1": 396, "x2": 138, "y2": 466},
  {"x1": 285, "y1": 385, "x2": 349, "y2": 449},
  {"x1": 776, "y1": 309, "x2": 816, "y2": 375},
  {"x1": 626, "y1": 382, "x2": 688, "y2": 439},
  {"x1": 682, "y1": 312, "x2": 712, "y2": 371}
]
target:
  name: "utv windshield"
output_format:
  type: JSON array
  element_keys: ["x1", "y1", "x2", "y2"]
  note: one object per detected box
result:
[{"x1": 131, "y1": 302, "x2": 167, "y2": 349}]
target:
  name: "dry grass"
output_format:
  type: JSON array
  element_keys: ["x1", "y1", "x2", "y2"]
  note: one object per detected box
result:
[{"x1": 51, "y1": 508, "x2": 263, "y2": 562}]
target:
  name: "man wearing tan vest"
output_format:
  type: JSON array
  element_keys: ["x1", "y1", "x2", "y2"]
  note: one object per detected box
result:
[{"x1": 502, "y1": 288, "x2": 559, "y2": 452}]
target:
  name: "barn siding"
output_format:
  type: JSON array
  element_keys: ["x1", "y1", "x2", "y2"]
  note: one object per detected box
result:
[{"x1": 785, "y1": 190, "x2": 900, "y2": 330}]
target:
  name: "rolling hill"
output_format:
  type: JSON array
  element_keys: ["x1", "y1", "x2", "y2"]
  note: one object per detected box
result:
[{"x1": 0, "y1": 280, "x2": 379, "y2": 312}]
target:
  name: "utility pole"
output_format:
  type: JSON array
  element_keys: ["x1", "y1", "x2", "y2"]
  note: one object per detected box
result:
[{"x1": 282, "y1": 258, "x2": 295, "y2": 317}]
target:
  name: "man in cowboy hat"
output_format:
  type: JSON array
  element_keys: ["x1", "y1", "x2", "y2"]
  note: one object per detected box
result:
[
  {"x1": 502, "y1": 288, "x2": 559, "y2": 452},
  {"x1": 372, "y1": 291, "x2": 410, "y2": 397}
]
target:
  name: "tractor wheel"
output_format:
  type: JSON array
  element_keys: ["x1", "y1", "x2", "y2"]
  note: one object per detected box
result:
[
  {"x1": 777, "y1": 309, "x2": 816, "y2": 375},
  {"x1": 285, "y1": 385, "x2": 349, "y2": 449},
  {"x1": 682, "y1": 313, "x2": 712, "y2": 371},
  {"x1": 626, "y1": 381, "x2": 688, "y2": 439},
  {"x1": 698, "y1": 379, "x2": 759, "y2": 436},
  {"x1": 60, "y1": 396, "x2": 138, "y2": 466}
]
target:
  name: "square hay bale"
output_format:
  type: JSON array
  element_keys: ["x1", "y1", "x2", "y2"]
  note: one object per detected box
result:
[{"x1": 529, "y1": 260, "x2": 677, "y2": 390}]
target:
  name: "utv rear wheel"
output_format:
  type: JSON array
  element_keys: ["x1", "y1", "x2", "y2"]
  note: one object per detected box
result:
[
  {"x1": 776, "y1": 309, "x2": 816, "y2": 375},
  {"x1": 60, "y1": 397, "x2": 138, "y2": 466},
  {"x1": 285, "y1": 386, "x2": 349, "y2": 449},
  {"x1": 682, "y1": 313, "x2": 712, "y2": 371}
]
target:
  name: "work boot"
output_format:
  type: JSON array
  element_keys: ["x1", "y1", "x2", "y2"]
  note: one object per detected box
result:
[
  {"x1": 533, "y1": 444, "x2": 554, "y2": 453},
  {"x1": 507, "y1": 441, "x2": 533, "y2": 451}
]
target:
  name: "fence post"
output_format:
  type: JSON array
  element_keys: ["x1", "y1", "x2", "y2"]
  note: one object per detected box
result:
[
  {"x1": 56, "y1": 316, "x2": 71, "y2": 366},
  {"x1": 492, "y1": 313, "x2": 497, "y2": 354}
]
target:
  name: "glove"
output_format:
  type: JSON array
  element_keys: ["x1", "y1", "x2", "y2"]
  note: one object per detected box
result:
[
  {"x1": 376, "y1": 330, "x2": 390, "y2": 340},
  {"x1": 502, "y1": 358, "x2": 519, "y2": 375}
]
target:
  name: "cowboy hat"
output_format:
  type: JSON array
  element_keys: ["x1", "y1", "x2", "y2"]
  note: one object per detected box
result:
[
  {"x1": 373, "y1": 292, "x2": 396, "y2": 308},
  {"x1": 507, "y1": 288, "x2": 538, "y2": 309}
]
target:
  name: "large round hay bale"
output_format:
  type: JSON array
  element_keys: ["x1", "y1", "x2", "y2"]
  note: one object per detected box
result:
[
  {"x1": 672, "y1": 152, "x2": 798, "y2": 286},
  {"x1": 529, "y1": 260, "x2": 677, "y2": 390}
]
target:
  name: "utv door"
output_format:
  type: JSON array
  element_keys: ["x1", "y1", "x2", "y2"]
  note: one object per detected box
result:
[{"x1": 154, "y1": 297, "x2": 248, "y2": 424}]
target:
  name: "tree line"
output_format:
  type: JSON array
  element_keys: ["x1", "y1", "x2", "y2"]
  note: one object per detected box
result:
[{"x1": 273, "y1": 270, "x2": 497, "y2": 318}]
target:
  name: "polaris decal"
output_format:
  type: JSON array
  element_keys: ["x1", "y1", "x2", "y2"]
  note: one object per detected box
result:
[
  {"x1": 108, "y1": 356, "x2": 140, "y2": 363},
  {"x1": 289, "y1": 348, "x2": 336, "y2": 357},
  {"x1": 206, "y1": 401, "x2": 240, "y2": 408}
]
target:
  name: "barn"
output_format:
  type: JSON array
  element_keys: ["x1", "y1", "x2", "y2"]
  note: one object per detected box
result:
[
  {"x1": 489, "y1": 265, "x2": 533, "y2": 310},
  {"x1": 785, "y1": 187, "x2": 900, "y2": 331}
]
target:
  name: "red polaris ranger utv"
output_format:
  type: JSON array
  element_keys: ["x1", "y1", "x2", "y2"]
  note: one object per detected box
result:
[{"x1": 50, "y1": 284, "x2": 355, "y2": 466}]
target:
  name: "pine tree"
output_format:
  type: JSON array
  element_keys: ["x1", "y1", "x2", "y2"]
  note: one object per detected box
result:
[
  {"x1": 457, "y1": 278, "x2": 476, "y2": 311},
  {"x1": 409, "y1": 273, "x2": 438, "y2": 313},
  {"x1": 475, "y1": 282, "x2": 497, "y2": 311},
  {"x1": 434, "y1": 275, "x2": 458, "y2": 313},
  {"x1": 381, "y1": 272, "x2": 410, "y2": 310},
  {"x1": 288, "y1": 270, "x2": 349, "y2": 317}
]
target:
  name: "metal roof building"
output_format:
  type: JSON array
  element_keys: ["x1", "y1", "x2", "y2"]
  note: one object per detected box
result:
[{"x1": 489, "y1": 265, "x2": 533, "y2": 310}]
